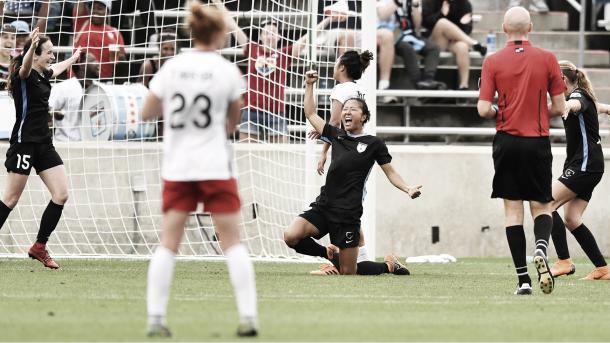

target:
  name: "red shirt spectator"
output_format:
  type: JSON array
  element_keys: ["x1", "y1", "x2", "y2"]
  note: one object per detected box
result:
[
  {"x1": 479, "y1": 40, "x2": 565, "y2": 137},
  {"x1": 244, "y1": 41, "x2": 292, "y2": 114},
  {"x1": 72, "y1": 1, "x2": 125, "y2": 79}
]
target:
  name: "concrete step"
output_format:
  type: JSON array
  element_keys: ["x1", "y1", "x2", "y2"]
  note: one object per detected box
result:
[
  {"x1": 474, "y1": 11, "x2": 568, "y2": 31},
  {"x1": 469, "y1": 0, "x2": 525, "y2": 11},
  {"x1": 471, "y1": 31, "x2": 610, "y2": 51}
]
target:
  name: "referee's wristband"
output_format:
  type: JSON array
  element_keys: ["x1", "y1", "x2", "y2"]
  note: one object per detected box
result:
[{"x1": 491, "y1": 105, "x2": 499, "y2": 117}]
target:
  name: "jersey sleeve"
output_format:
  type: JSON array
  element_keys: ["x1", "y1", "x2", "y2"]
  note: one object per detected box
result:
[
  {"x1": 568, "y1": 91, "x2": 591, "y2": 114},
  {"x1": 229, "y1": 65, "x2": 244, "y2": 101},
  {"x1": 321, "y1": 123, "x2": 343, "y2": 141},
  {"x1": 375, "y1": 140, "x2": 392, "y2": 166},
  {"x1": 547, "y1": 53, "x2": 567, "y2": 96},
  {"x1": 478, "y1": 57, "x2": 496, "y2": 102},
  {"x1": 148, "y1": 64, "x2": 166, "y2": 99}
]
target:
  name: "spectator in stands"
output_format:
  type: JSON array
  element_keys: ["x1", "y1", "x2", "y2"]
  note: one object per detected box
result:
[
  {"x1": 0, "y1": 23, "x2": 15, "y2": 88},
  {"x1": 318, "y1": 0, "x2": 358, "y2": 57},
  {"x1": 377, "y1": 0, "x2": 445, "y2": 96},
  {"x1": 138, "y1": 33, "x2": 177, "y2": 88},
  {"x1": 509, "y1": 0, "x2": 549, "y2": 13},
  {"x1": 422, "y1": 0, "x2": 487, "y2": 90},
  {"x1": 73, "y1": 0, "x2": 126, "y2": 80},
  {"x1": 49, "y1": 53, "x2": 99, "y2": 142},
  {"x1": 215, "y1": 0, "x2": 347, "y2": 143},
  {"x1": 0, "y1": 1, "x2": 56, "y2": 33},
  {"x1": 10, "y1": 20, "x2": 29, "y2": 52}
]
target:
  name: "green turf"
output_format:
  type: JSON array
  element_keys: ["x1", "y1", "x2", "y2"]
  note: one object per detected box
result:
[{"x1": 1, "y1": 257, "x2": 609, "y2": 342}]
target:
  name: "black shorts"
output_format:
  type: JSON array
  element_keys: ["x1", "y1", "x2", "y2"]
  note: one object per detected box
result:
[
  {"x1": 491, "y1": 131, "x2": 553, "y2": 202},
  {"x1": 5, "y1": 142, "x2": 63, "y2": 175},
  {"x1": 558, "y1": 168, "x2": 603, "y2": 202},
  {"x1": 298, "y1": 202, "x2": 360, "y2": 249}
]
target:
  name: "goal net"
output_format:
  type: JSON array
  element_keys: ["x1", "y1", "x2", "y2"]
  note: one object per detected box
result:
[{"x1": 0, "y1": 0, "x2": 368, "y2": 259}]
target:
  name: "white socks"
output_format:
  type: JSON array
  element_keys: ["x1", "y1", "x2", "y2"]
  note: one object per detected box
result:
[
  {"x1": 147, "y1": 245, "x2": 176, "y2": 325},
  {"x1": 225, "y1": 244, "x2": 258, "y2": 324},
  {"x1": 357, "y1": 246, "x2": 369, "y2": 263},
  {"x1": 378, "y1": 79, "x2": 390, "y2": 90}
]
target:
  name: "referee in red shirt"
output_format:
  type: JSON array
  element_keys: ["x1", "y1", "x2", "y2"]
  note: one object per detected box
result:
[{"x1": 478, "y1": 6, "x2": 566, "y2": 295}]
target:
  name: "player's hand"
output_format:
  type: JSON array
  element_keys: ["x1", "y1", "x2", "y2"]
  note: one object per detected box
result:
[
  {"x1": 30, "y1": 27, "x2": 40, "y2": 48},
  {"x1": 407, "y1": 185, "x2": 422, "y2": 199},
  {"x1": 327, "y1": 11, "x2": 348, "y2": 22},
  {"x1": 316, "y1": 154, "x2": 327, "y2": 176},
  {"x1": 71, "y1": 46, "x2": 82, "y2": 63},
  {"x1": 305, "y1": 70, "x2": 318, "y2": 85},
  {"x1": 441, "y1": 0, "x2": 450, "y2": 16},
  {"x1": 307, "y1": 129, "x2": 321, "y2": 140}
]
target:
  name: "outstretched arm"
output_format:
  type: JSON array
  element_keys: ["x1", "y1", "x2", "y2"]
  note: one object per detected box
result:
[
  {"x1": 380, "y1": 163, "x2": 422, "y2": 199},
  {"x1": 51, "y1": 47, "x2": 82, "y2": 78},
  {"x1": 212, "y1": 0, "x2": 248, "y2": 46},
  {"x1": 304, "y1": 70, "x2": 326, "y2": 134},
  {"x1": 596, "y1": 102, "x2": 610, "y2": 115},
  {"x1": 292, "y1": 15, "x2": 345, "y2": 58}
]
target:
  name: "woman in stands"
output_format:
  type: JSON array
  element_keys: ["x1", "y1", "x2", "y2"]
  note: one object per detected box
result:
[
  {"x1": 422, "y1": 0, "x2": 486, "y2": 90},
  {"x1": 549, "y1": 60, "x2": 610, "y2": 281},
  {"x1": 141, "y1": 3, "x2": 258, "y2": 338},
  {"x1": 283, "y1": 70, "x2": 422, "y2": 275},
  {"x1": 0, "y1": 28, "x2": 80, "y2": 269},
  {"x1": 138, "y1": 33, "x2": 177, "y2": 88}
]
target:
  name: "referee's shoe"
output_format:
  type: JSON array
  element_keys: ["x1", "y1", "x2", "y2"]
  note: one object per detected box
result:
[{"x1": 533, "y1": 249, "x2": 554, "y2": 294}]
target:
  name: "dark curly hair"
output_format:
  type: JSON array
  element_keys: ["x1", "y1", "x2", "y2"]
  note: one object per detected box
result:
[{"x1": 338, "y1": 50, "x2": 373, "y2": 81}]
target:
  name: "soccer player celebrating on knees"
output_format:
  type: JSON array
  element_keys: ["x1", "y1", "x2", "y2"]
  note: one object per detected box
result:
[
  {"x1": 0, "y1": 28, "x2": 81, "y2": 269},
  {"x1": 477, "y1": 6, "x2": 566, "y2": 295},
  {"x1": 142, "y1": 4, "x2": 257, "y2": 338},
  {"x1": 548, "y1": 61, "x2": 610, "y2": 281},
  {"x1": 283, "y1": 70, "x2": 422, "y2": 275}
]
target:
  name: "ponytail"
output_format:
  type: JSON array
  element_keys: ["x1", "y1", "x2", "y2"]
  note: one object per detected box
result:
[
  {"x1": 338, "y1": 50, "x2": 374, "y2": 81},
  {"x1": 559, "y1": 60, "x2": 597, "y2": 103}
]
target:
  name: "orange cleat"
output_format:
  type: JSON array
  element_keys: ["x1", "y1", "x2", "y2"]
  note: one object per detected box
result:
[
  {"x1": 580, "y1": 266, "x2": 610, "y2": 280},
  {"x1": 384, "y1": 255, "x2": 410, "y2": 275},
  {"x1": 550, "y1": 259, "x2": 576, "y2": 277},
  {"x1": 309, "y1": 263, "x2": 340, "y2": 276},
  {"x1": 28, "y1": 242, "x2": 59, "y2": 269}
]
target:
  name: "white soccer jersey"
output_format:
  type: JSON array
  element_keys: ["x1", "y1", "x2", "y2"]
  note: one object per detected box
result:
[
  {"x1": 329, "y1": 81, "x2": 366, "y2": 105},
  {"x1": 149, "y1": 51, "x2": 243, "y2": 181}
]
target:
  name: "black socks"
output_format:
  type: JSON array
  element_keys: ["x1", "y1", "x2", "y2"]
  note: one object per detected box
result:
[
  {"x1": 551, "y1": 211, "x2": 571, "y2": 260},
  {"x1": 0, "y1": 200, "x2": 12, "y2": 230},
  {"x1": 506, "y1": 225, "x2": 531, "y2": 286},
  {"x1": 533, "y1": 214, "x2": 552, "y2": 256},
  {"x1": 572, "y1": 224, "x2": 607, "y2": 268},
  {"x1": 356, "y1": 261, "x2": 389, "y2": 275},
  {"x1": 292, "y1": 238, "x2": 327, "y2": 259},
  {"x1": 36, "y1": 201, "x2": 64, "y2": 244}
]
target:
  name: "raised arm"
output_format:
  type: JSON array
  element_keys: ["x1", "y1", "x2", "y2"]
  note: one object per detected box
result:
[
  {"x1": 50, "y1": 47, "x2": 82, "y2": 78},
  {"x1": 212, "y1": 0, "x2": 248, "y2": 46},
  {"x1": 292, "y1": 15, "x2": 344, "y2": 58},
  {"x1": 304, "y1": 70, "x2": 326, "y2": 134},
  {"x1": 380, "y1": 163, "x2": 422, "y2": 199},
  {"x1": 19, "y1": 28, "x2": 40, "y2": 79}
]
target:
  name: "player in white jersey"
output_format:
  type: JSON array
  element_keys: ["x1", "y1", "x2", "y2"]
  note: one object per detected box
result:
[{"x1": 141, "y1": 3, "x2": 257, "y2": 338}]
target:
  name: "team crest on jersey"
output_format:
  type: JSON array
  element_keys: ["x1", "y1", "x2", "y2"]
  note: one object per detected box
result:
[
  {"x1": 357, "y1": 142, "x2": 368, "y2": 153},
  {"x1": 255, "y1": 55, "x2": 277, "y2": 76}
]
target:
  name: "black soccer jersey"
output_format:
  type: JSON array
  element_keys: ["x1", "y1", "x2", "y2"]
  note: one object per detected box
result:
[
  {"x1": 562, "y1": 89, "x2": 604, "y2": 172},
  {"x1": 314, "y1": 124, "x2": 392, "y2": 222},
  {"x1": 9, "y1": 67, "x2": 54, "y2": 144}
]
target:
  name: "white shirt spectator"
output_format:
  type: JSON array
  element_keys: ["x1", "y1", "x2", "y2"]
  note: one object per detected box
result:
[
  {"x1": 149, "y1": 51, "x2": 243, "y2": 181},
  {"x1": 49, "y1": 77, "x2": 83, "y2": 141}
]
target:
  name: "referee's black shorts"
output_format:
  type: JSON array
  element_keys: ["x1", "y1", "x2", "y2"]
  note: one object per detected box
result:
[
  {"x1": 558, "y1": 167, "x2": 603, "y2": 202},
  {"x1": 491, "y1": 131, "x2": 553, "y2": 202}
]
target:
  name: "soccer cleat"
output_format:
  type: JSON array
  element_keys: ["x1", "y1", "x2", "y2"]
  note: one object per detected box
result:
[
  {"x1": 309, "y1": 263, "x2": 340, "y2": 276},
  {"x1": 550, "y1": 259, "x2": 576, "y2": 277},
  {"x1": 580, "y1": 266, "x2": 610, "y2": 280},
  {"x1": 28, "y1": 242, "x2": 59, "y2": 269},
  {"x1": 533, "y1": 249, "x2": 554, "y2": 294},
  {"x1": 384, "y1": 255, "x2": 410, "y2": 275},
  {"x1": 236, "y1": 318, "x2": 258, "y2": 337},
  {"x1": 514, "y1": 283, "x2": 533, "y2": 295},
  {"x1": 147, "y1": 324, "x2": 172, "y2": 338}
]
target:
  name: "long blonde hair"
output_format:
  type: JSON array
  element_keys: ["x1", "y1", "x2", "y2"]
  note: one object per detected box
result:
[{"x1": 558, "y1": 60, "x2": 597, "y2": 102}]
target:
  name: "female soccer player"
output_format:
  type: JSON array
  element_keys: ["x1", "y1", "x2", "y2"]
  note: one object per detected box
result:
[
  {"x1": 549, "y1": 60, "x2": 610, "y2": 280},
  {"x1": 0, "y1": 28, "x2": 81, "y2": 269},
  {"x1": 142, "y1": 4, "x2": 257, "y2": 338},
  {"x1": 283, "y1": 70, "x2": 422, "y2": 275}
]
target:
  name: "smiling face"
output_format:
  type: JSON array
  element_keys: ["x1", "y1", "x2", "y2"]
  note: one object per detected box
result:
[
  {"x1": 341, "y1": 99, "x2": 368, "y2": 133},
  {"x1": 34, "y1": 40, "x2": 55, "y2": 70},
  {"x1": 0, "y1": 33, "x2": 15, "y2": 59},
  {"x1": 259, "y1": 23, "x2": 279, "y2": 49}
]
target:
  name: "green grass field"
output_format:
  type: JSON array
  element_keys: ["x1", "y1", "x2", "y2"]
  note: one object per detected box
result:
[{"x1": 1, "y1": 257, "x2": 609, "y2": 342}]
